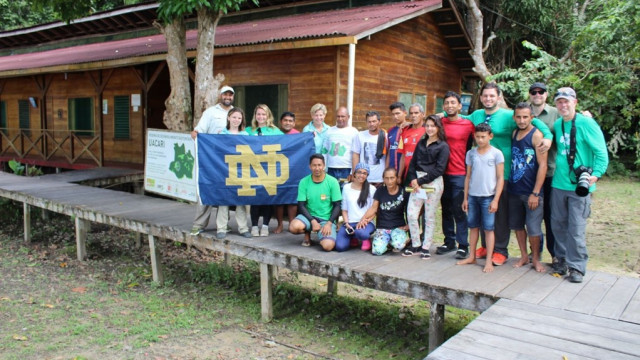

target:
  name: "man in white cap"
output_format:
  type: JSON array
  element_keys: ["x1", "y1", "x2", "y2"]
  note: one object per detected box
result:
[
  {"x1": 191, "y1": 85, "x2": 236, "y2": 236},
  {"x1": 191, "y1": 85, "x2": 235, "y2": 139},
  {"x1": 551, "y1": 87, "x2": 608, "y2": 283}
]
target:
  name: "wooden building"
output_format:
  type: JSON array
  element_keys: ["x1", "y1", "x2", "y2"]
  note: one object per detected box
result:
[{"x1": 0, "y1": 0, "x2": 474, "y2": 169}]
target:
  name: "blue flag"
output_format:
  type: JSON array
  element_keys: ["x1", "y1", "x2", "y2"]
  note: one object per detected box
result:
[{"x1": 197, "y1": 132, "x2": 315, "y2": 205}]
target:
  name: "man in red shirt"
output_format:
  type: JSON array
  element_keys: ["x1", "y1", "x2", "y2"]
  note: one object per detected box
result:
[
  {"x1": 437, "y1": 91, "x2": 475, "y2": 259},
  {"x1": 397, "y1": 103, "x2": 426, "y2": 184}
]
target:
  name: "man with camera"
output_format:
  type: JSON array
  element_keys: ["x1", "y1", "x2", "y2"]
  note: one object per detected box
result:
[{"x1": 551, "y1": 87, "x2": 609, "y2": 283}]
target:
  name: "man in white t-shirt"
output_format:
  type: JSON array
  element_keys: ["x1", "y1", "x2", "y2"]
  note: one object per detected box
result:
[
  {"x1": 191, "y1": 85, "x2": 235, "y2": 139},
  {"x1": 352, "y1": 110, "x2": 387, "y2": 185},
  {"x1": 191, "y1": 85, "x2": 235, "y2": 236},
  {"x1": 321, "y1": 106, "x2": 359, "y2": 188}
]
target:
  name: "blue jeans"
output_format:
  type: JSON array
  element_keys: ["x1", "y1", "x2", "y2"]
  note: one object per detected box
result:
[
  {"x1": 441, "y1": 175, "x2": 468, "y2": 248},
  {"x1": 335, "y1": 222, "x2": 375, "y2": 252},
  {"x1": 327, "y1": 168, "x2": 351, "y2": 190},
  {"x1": 467, "y1": 195, "x2": 495, "y2": 231}
]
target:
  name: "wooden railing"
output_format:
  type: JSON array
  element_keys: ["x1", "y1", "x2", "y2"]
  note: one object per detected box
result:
[{"x1": 0, "y1": 128, "x2": 102, "y2": 166}]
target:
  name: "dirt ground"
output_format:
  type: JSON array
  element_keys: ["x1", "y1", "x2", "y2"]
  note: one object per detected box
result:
[{"x1": 1, "y1": 179, "x2": 638, "y2": 359}]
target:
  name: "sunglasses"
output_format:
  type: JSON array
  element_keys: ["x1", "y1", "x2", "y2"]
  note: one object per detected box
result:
[{"x1": 529, "y1": 90, "x2": 546, "y2": 95}]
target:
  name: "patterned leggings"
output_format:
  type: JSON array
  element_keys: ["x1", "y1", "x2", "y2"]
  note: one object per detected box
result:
[{"x1": 407, "y1": 176, "x2": 444, "y2": 249}]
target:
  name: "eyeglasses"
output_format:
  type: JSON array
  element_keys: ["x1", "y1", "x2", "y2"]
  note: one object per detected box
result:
[
  {"x1": 484, "y1": 114, "x2": 491, "y2": 124},
  {"x1": 529, "y1": 90, "x2": 546, "y2": 95}
]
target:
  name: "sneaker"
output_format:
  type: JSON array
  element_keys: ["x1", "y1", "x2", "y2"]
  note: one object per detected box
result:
[
  {"x1": 260, "y1": 225, "x2": 269, "y2": 237},
  {"x1": 492, "y1": 252, "x2": 507, "y2": 266},
  {"x1": 241, "y1": 232, "x2": 252, "y2": 238},
  {"x1": 251, "y1": 226, "x2": 260, "y2": 237},
  {"x1": 476, "y1": 247, "x2": 487, "y2": 259},
  {"x1": 455, "y1": 248, "x2": 469, "y2": 259},
  {"x1": 552, "y1": 258, "x2": 568, "y2": 276},
  {"x1": 216, "y1": 232, "x2": 227, "y2": 240},
  {"x1": 420, "y1": 249, "x2": 431, "y2": 259},
  {"x1": 436, "y1": 244, "x2": 457, "y2": 255},
  {"x1": 361, "y1": 239, "x2": 372, "y2": 251},
  {"x1": 190, "y1": 227, "x2": 203, "y2": 236},
  {"x1": 402, "y1": 246, "x2": 419, "y2": 257},
  {"x1": 568, "y1": 268, "x2": 584, "y2": 283}
]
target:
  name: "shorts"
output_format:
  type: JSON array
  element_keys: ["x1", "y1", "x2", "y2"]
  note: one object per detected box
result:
[
  {"x1": 467, "y1": 195, "x2": 495, "y2": 231},
  {"x1": 294, "y1": 214, "x2": 337, "y2": 240},
  {"x1": 508, "y1": 193, "x2": 543, "y2": 236}
]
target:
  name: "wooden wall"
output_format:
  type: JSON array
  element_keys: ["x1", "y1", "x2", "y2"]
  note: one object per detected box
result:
[
  {"x1": 214, "y1": 47, "x2": 338, "y2": 129},
  {"x1": 338, "y1": 13, "x2": 461, "y2": 130}
]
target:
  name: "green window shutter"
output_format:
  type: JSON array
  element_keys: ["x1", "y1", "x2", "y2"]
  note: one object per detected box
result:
[
  {"x1": 68, "y1": 97, "x2": 93, "y2": 136},
  {"x1": 435, "y1": 97, "x2": 444, "y2": 114},
  {"x1": 18, "y1": 100, "x2": 30, "y2": 135},
  {"x1": 0, "y1": 101, "x2": 6, "y2": 135},
  {"x1": 114, "y1": 95, "x2": 130, "y2": 139}
]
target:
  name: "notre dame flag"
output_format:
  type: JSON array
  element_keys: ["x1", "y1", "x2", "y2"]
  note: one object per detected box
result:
[{"x1": 196, "y1": 132, "x2": 315, "y2": 206}]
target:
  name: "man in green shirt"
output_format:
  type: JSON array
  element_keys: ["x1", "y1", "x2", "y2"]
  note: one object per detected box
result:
[
  {"x1": 464, "y1": 83, "x2": 553, "y2": 266},
  {"x1": 289, "y1": 154, "x2": 342, "y2": 250},
  {"x1": 551, "y1": 87, "x2": 608, "y2": 283}
]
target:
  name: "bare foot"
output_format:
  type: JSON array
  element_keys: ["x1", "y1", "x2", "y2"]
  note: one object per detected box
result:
[
  {"x1": 274, "y1": 224, "x2": 283, "y2": 234},
  {"x1": 532, "y1": 259, "x2": 546, "y2": 272},
  {"x1": 483, "y1": 263, "x2": 494, "y2": 273},
  {"x1": 457, "y1": 258, "x2": 476, "y2": 265},
  {"x1": 513, "y1": 257, "x2": 529, "y2": 268}
]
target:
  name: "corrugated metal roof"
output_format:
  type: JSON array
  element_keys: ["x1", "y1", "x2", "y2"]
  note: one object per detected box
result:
[{"x1": 0, "y1": 0, "x2": 440, "y2": 74}]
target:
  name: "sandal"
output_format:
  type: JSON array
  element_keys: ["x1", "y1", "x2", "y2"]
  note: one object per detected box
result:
[{"x1": 301, "y1": 239, "x2": 311, "y2": 247}]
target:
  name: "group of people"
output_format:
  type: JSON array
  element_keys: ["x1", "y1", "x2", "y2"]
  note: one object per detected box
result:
[{"x1": 191, "y1": 81, "x2": 608, "y2": 283}]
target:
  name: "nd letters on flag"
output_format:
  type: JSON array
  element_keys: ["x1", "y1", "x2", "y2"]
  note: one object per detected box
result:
[{"x1": 197, "y1": 132, "x2": 315, "y2": 206}]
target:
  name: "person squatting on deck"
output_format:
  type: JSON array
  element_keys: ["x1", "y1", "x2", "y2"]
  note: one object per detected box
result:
[
  {"x1": 335, "y1": 163, "x2": 377, "y2": 252},
  {"x1": 457, "y1": 123, "x2": 504, "y2": 273},
  {"x1": 361, "y1": 167, "x2": 410, "y2": 256},
  {"x1": 403, "y1": 115, "x2": 450, "y2": 259},
  {"x1": 550, "y1": 87, "x2": 608, "y2": 283},
  {"x1": 289, "y1": 154, "x2": 342, "y2": 250},
  {"x1": 508, "y1": 103, "x2": 548, "y2": 272}
]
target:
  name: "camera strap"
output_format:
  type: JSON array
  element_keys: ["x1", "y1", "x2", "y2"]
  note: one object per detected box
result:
[{"x1": 561, "y1": 115, "x2": 578, "y2": 183}]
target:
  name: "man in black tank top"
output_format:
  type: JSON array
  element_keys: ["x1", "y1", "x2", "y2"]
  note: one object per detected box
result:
[{"x1": 508, "y1": 103, "x2": 548, "y2": 272}]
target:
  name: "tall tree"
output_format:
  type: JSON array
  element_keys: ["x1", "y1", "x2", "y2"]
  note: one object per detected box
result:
[{"x1": 155, "y1": 0, "x2": 257, "y2": 131}]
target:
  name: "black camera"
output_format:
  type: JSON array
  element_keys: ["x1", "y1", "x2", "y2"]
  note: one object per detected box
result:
[{"x1": 574, "y1": 165, "x2": 593, "y2": 197}]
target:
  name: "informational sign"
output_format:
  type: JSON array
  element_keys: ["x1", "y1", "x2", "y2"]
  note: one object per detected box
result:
[{"x1": 144, "y1": 129, "x2": 197, "y2": 202}]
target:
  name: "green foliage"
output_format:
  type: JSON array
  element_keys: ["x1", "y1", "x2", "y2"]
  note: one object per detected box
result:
[
  {"x1": 0, "y1": 0, "x2": 57, "y2": 31},
  {"x1": 8, "y1": 159, "x2": 43, "y2": 176},
  {"x1": 28, "y1": 0, "x2": 145, "y2": 24},
  {"x1": 157, "y1": 0, "x2": 259, "y2": 23}
]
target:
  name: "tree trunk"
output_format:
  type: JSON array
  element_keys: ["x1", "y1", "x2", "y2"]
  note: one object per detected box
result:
[
  {"x1": 466, "y1": 0, "x2": 492, "y2": 82},
  {"x1": 154, "y1": 18, "x2": 192, "y2": 131},
  {"x1": 193, "y1": 8, "x2": 225, "y2": 125}
]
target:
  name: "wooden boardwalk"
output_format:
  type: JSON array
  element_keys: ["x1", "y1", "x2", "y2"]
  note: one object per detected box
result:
[{"x1": 1, "y1": 170, "x2": 638, "y2": 358}]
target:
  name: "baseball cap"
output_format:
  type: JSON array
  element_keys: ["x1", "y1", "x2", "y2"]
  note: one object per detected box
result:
[
  {"x1": 220, "y1": 85, "x2": 234, "y2": 94},
  {"x1": 554, "y1": 87, "x2": 577, "y2": 102},
  {"x1": 529, "y1": 82, "x2": 547, "y2": 92}
]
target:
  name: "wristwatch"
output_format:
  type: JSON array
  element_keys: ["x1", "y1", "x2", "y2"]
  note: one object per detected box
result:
[{"x1": 531, "y1": 192, "x2": 540, "y2": 197}]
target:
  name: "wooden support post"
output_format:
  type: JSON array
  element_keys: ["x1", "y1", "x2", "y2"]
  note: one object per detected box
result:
[
  {"x1": 134, "y1": 232, "x2": 142, "y2": 248},
  {"x1": 260, "y1": 263, "x2": 273, "y2": 322},
  {"x1": 224, "y1": 253, "x2": 232, "y2": 266},
  {"x1": 41, "y1": 209, "x2": 49, "y2": 221},
  {"x1": 23, "y1": 203, "x2": 31, "y2": 243},
  {"x1": 148, "y1": 235, "x2": 164, "y2": 284},
  {"x1": 133, "y1": 182, "x2": 143, "y2": 248},
  {"x1": 327, "y1": 276, "x2": 338, "y2": 295},
  {"x1": 428, "y1": 303, "x2": 445, "y2": 353},
  {"x1": 75, "y1": 217, "x2": 89, "y2": 261}
]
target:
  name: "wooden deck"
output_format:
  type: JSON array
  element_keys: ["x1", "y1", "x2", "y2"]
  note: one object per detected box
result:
[{"x1": 1, "y1": 170, "x2": 639, "y2": 358}]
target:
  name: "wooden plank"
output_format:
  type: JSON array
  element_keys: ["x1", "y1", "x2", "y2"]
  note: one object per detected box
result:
[
  {"x1": 593, "y1": 276, "x2": 640, "y2": 320},
  {"x1": 148, "y1": 234, "x2": 163, "y2": 283},
  {"x1": 510, "y1": 268, "x2": 566, "y2": 304},
  {"x1": 538, "y1": 272, "x2": 595, "y2": 309},
  {"x1": 425, "y1": 346, "x2": 488, "y2": 360},
  {"x1": 23, "y1": 202, "x2": 31, "y2": 243},
  {"x1": 429, "y1": 303, "x2": 445, "y2": 353},
  {"x1": 620, "y1": 286, "x2": 640, "y2": 324},
  {"x1": 260, "y1": 263, "x2": 273, "y2": 322},
  {"x1": 75, "y1": 217, "x2": 89, "y2": 261},
  {"x1": 566, "y1": 271, "x2": 618, "y2": 315},
  {"x1": 495, "y1": 267, "x2": 548, "y2": 299}
]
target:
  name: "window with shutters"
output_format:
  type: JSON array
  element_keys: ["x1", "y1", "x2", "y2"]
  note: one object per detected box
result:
[
  {"x1": 0, "y1": 101, "x2": 6, "y2": 135},
  {"x1": 68, "y1": 97, "x2": 94, "y2": 136},
  {"x1": 113, "y1": 95, "x2": 130, "y2": 139},
  {"x1": 18, "y1": 100, "x2": 30, "y2": 135}
]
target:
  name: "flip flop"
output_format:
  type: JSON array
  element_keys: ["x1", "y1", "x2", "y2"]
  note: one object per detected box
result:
[{"x1": 301, "y1": 240, "x2": 311, "y2": 247}]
